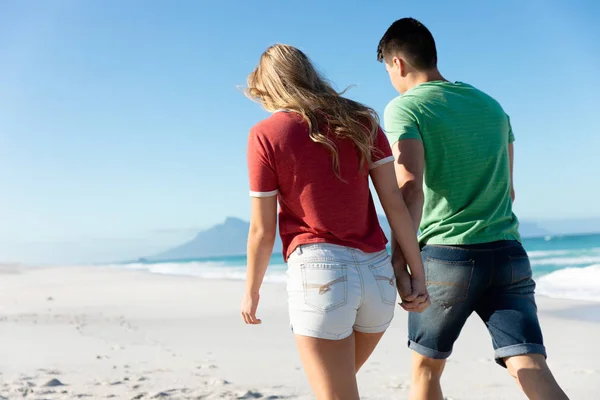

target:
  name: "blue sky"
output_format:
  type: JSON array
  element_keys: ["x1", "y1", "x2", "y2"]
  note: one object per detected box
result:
[{"x1": 1, "y1": 0, "x2": 598, "y2": 264}]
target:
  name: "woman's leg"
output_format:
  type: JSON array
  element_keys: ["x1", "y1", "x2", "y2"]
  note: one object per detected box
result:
[
  {"x1": 354, "y1": 330, "x2": 385, "y2": 372},
  {"x1": 295, "y1": 333, "x2": 359, "y2": 400},
  {"x1": 353, "y1": 250, "x2": 396, "y2": 372}
]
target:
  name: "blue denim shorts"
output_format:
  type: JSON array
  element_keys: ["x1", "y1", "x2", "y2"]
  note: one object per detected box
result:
[{"x1": 408, "y1": 240, "x2": 546, "y2": 367}]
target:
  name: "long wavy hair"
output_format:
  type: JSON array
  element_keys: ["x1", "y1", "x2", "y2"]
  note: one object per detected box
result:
[{"x1": 245, "y1": 44, "x2": 380, "y2": 179}]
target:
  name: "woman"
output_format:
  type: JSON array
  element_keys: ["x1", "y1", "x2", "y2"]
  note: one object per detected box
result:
[{"x1": 241, "y1": 44, "x2": 429, "y2": 400}]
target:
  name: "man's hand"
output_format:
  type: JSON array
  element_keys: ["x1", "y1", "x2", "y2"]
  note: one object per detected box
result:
[
  {"x1": 392, "y1": 252, "x2": 414, "y2": 300},
  {"x1": 400, "y1": 277, "x2": 430, "y2": 313},
  {"x1": 393, "y1": 252, "x2": 430, "y2": 313}
]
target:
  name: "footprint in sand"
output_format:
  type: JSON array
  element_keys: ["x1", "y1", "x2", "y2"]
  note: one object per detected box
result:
[
  {"x1": 574, "y1": 369, "x2": 596, "y2": 375},
  {"x1": 236, "y1": 390, "x2": 264, "y2": 399},
  {"x1": 43, "y1": 378, "x2": 65, "y2": 387},
  {"x1": 208, "y1": 378, "x2": 231, "y2": 386},
  {"x1": 197, "y1": 364, "x2": 219, "y2": 372},
  {"x1": 388, "y1": 381, "x2": 409, "y2": 391}
]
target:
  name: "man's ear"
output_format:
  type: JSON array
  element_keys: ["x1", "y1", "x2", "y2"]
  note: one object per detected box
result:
[{"x1": 393, "y1": 56, "x2": 407, "y2": 76}]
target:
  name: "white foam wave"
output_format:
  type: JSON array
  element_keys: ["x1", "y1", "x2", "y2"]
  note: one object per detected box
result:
[
  {"x1": 537, "y1": 265, "x2": 600, "y2": 302},
  {"x1": 527, "y1": 249, "x2": 571, "y2": 258},
  {"x1": 111, "y1": 261, "x2": 288, "y2": 283},
  {"x1": 530, "y1": 255, "x2": 600, "y2": 267}
]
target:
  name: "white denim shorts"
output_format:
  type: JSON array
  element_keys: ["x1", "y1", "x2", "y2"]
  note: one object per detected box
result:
[{"x1": 286, "y1": 243, "x2": 396, "y2": 340}]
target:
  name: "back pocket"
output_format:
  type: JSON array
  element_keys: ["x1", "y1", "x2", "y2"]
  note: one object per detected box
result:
[
  {"x1": 508, "y1": 255, "x2": 533, "y2": 284},
  {"x1": 302, "y1": 263, "x2": 348, "y2": 312},
  {"x1": 369, "y1": 257, "x2": 397, "y2": 306},
  {"x1": 425, "y1": 257, "x2": 474, "y2": 307}
]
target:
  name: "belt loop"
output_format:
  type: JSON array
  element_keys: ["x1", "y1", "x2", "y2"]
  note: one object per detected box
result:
[{"x1": 297, "y1": 245, "x2": 303, "y2": 255}]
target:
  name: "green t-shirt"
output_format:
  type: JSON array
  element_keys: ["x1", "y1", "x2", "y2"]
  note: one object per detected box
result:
[{"x1": 384, "y1": 81, "x2": 521, "y2": 246}]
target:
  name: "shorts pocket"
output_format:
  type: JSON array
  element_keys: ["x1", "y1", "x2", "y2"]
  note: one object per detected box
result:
[
  {"x1": 369, "y1": 256, "x2": 397, "y2": 306},
  {"x1": 425, "y1": 257, "x2": 474, "y2": 307},
  {"x1": 509, "y1": 255, "x2": 533, "y2": 284},
  {"x1": 301, "y1": 263, "x2": 348, "y2": 312}
]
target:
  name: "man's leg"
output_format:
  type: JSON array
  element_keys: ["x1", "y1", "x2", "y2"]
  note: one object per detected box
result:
[
  {"x1": 408, "y1": 245, "x2": 482, "y2": 400},
  {"x1": 410, "y1": 353, "x2": 446, "y2": 400},
  {"x1": 475, "y1": 242, "x2": 569, "y2": 399},
  {"x1": 504, "y1": 354, "x2": 569, "y2": 400}
]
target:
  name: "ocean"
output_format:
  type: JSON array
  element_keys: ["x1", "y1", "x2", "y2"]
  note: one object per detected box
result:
[{"x1": 114, "y1": 233, "x2": 600, "y2": 303}]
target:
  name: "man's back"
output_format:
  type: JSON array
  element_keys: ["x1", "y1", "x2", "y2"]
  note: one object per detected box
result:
[
  {"x1": 377, "y1": 19, "x2": 568, "y2": 399},
  {"x1": 384, "y1": 80, "x2": 520, "y2": 245}
]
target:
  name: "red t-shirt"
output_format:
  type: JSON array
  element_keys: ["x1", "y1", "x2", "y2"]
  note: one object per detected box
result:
[{"x1": 247, "y1": 110, "x2": 394, "y2": 261}]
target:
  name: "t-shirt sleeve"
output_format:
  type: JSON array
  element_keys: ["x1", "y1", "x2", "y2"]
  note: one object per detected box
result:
[
  {"x1": 369, "y1": 126, "x2": 394, "y2": 170},
  {"x1": 383, "y1": 97, "x2": 422, "y2": 144},
  {"x1": 507, "y1": 114, "x2": 515, "y2": 143},
  {"x1": 247, "y1": 128, "x2": 278, "y2": 197}
]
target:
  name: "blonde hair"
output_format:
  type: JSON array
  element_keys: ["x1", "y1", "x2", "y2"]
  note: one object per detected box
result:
[{"x1": 246, "y1": 44, "x2": 380, "y2": 179}]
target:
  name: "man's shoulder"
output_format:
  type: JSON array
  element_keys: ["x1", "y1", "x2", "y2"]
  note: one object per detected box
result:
[
  {"x1": 384, "y1": 95, "x2": 420, "y2": 118},
  {"x1": 454, "y1": 82, "x2": 504, "y2": 108}
]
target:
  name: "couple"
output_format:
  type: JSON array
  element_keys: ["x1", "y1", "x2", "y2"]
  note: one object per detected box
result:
[{"x1": 241, "y1": 18, "x2": 569, "y2": 400}]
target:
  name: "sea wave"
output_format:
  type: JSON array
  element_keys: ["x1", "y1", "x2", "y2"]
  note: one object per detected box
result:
[
  {"x1": 530, "y1": 255, "x2": 600, "y2": 267},
  {"x1": 527, "y1": 249, "x2": 572, "y2": 258},
  {"x1": 108, "y1": 252, "x2": 600, "y2": 302},
  {"x1": 536, "y1": 264, "x2": 600, "y2": 302},
  {"x1": 114, "y1": 261, "x2": 288, "y2": 283}
]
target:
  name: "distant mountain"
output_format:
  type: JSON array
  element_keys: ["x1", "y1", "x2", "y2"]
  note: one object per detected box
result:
[
  {"x1": 535, "y1": 218, "x2": 600, "y2": 236},
  {"x1": 152, "y1": 217, "x2": 281, "y2": 260},
  {"x1": 377, "y1": 217, "x2": 550, "y2": 241},
  {"x1": 151, "y1": 216, "x2": 565, "y2": 260},
  {"x1": 517, "y1": 221, "x2": 552, "y2": 238}
]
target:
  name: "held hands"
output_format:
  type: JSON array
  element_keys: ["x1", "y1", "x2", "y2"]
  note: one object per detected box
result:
[
  {"x1": 241, "y1": 292, "x2": 262, "y2": 324},
  {"x1": 393, "y1": 253, "x2": 430, "y2": 313}
]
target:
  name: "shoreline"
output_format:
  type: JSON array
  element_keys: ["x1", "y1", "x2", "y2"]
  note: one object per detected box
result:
[{"x1": 1, "y1": 267, "x2": 599, "y2": 399}]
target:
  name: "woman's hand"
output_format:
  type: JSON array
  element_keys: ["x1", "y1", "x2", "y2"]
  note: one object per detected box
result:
[
  {"x1": 393, "y1": 251, "x2": 430, "y2": 313},
  {"x1": 241, "y1": 292, "x2": 262, "y2": 324},
  {"x1": 399, "y1": 276, "x2": 430, "y2": 313}
]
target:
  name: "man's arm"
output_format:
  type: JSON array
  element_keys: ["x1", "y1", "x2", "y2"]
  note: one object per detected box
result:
[
  {"x1": 388, "y1": 138, "x2": 425, "y2": 306},
  {"x1": 509, "y1": 143, "x2": 515, "y2": 202},
  {"x1": 390, "y1": 139, "x2": 425, "y2": 261},
  {"x1": 392, "y1": 139, "x2": 425, "y2": 231}
]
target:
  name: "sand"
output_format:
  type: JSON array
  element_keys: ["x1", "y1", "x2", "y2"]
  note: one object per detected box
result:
[{"x1": 0, "y1": 266, "x2": 598, "y2": 399}]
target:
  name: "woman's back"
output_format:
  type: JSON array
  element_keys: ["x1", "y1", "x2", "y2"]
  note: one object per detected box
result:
[
  {"x1": 248, "y1": 110, "x2": 392, "y2": 260},
  {"x1": 242, "y1": 43, "x2": 428, "y2": 400}
]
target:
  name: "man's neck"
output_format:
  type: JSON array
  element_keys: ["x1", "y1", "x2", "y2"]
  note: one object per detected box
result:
[{"x1": 404, "y1": 69, "x2": 446, "y2": 92}]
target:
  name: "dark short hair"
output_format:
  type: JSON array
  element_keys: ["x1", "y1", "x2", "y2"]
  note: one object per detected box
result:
[{"x1": 377, "y1": 18, "x2": 437, "y2": 70}]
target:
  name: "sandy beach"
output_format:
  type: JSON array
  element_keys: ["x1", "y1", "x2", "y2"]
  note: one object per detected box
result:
[{"x1": 0, "y1": 266, "x2": 598, "y2": 399}]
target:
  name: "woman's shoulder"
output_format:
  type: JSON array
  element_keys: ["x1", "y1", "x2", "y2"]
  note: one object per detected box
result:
[{"x1": 251, "y1": 110, "x2": 307, "y2": 141}]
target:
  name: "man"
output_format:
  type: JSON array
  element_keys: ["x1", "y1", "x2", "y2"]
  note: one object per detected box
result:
[{"x1": 377, "y1": 18, "x2": 569, "y2": 400}]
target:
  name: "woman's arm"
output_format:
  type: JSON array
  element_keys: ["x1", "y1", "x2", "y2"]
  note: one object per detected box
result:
[
  {"x1": 242, "y1": 195, "x2": 278, "y2": 324},
  {"x1": 370, "y1": 162, "x2": 429, "y2": 312}
]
